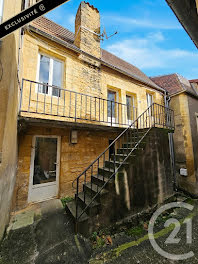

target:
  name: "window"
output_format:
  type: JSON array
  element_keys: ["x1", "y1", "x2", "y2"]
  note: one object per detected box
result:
[
  {"x1": 146, "y1": 93, "x2": 153, "y2": 116},
  {"x1": 0, "y1": 0, "x2": 4, "y2": 23},
  {"x1": 37, "y1": 54, "x2": 63, "y2": 97},
  {"x1": 126, "y1": 95, "x2": 135, "y2": 121},
  {"x1": 107, "y1": 90, "x2": 116, "y2": 118},
  {"x1": 146, "y1": 93, "x2": 153, "y2": 107},
  {"x1": 21, "y1": 0, "x2": 40, "y2": 10}
]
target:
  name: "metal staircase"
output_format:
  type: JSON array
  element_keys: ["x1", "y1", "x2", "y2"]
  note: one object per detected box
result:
[{"x1": 66, "y1": 103, "x2": 174, "y2": 233}]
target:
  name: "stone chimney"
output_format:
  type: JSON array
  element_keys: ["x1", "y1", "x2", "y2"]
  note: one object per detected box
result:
[{"x1": 74, "y1": 2, "x2": 101, "y2": 60}]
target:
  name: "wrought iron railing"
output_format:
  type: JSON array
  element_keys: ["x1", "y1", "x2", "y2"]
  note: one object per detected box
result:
[
  {"x1": 72, "y1": 103, "x2": 174, "y2": 222},
  {"x1": 19, "y1": 79, "x2": 138, "y2": 127}
]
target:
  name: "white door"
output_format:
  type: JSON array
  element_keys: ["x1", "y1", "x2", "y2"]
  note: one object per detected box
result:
[
  {"x1": 146, "y1": 93, "x2": 154, "y2": 127},
  {"x1": 126, "y1": 95, "x2": 135, "y2": 125},
  {"x1": 108, "y1": 90, "x2": 117, "y2": 125},
  {"x1": 28, "y1": 136, "x2": 60, "y2": 203}
]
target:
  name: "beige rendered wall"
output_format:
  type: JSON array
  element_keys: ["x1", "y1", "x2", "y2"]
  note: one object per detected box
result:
[
  {"x1": 13, "y1": 126, "x2": 119, "y2": 211},
  {"x1": 0, "y1": 0, "x2": 21, "y2": 239}
]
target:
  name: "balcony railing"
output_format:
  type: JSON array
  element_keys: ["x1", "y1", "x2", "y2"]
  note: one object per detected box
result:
[{"x1": 19, "y1": 79, "x2": 138, "y2": 127}]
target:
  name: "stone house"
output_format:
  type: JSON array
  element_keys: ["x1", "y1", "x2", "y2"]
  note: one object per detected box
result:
[
  {"x1": 152, "y1": 74, "x2": 198, "y2": 197},
  {"x1": 0, "y1": 1, "x2": 175, "y2": 235}
]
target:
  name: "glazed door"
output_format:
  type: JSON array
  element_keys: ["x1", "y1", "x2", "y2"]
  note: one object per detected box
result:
[
  {"x1": 108, "y1": 90, "x2": 117, "y2": 125},
  {"x1": 28, "y1": 136, "x2": 60, "y2": 203}
]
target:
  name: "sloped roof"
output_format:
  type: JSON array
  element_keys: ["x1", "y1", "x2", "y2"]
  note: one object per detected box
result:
[
  {"x1": 189, "y1": 79, "x2": 198, "y2": 83},
  {"x1": 151, "y1": 73, "x2": 198, "y2": 97},
  {"x1": 30, "y1": 16, "x2": 162, "y2": 91}
]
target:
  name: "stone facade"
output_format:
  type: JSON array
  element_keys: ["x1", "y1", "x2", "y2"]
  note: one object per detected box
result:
[
  {"x1": 13, "y1": 125, "x2": 119, "y2": 211},
  {"x1": 14, "y1": 2, "x2": 168, "y2": 213},
  {"x1": 169, "y1": 93, "x2": 198, "y2": 195},
  {"x1": 0, "y1": 0, "x2": 22, "y2": 240},
  {"x1": 86, "y1": 128, "x2": 174, "y2": 234}
]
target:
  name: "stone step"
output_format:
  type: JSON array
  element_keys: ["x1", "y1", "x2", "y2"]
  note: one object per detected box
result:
[
  {"x1": 66, "y1": 200, "x2": 89, "y2": 222},
  {"x1": 122, "y1": 141, "x2": 146, "y2": 148},
  {"x1": 77, "y1": 191, "x2": 100, "y2": 216},
  {"x1": 83, "y1": 182, "x2": 108, "y2": 198},
  {"x1": 105, "y1": 160, "x2": 129, "y2": 170},
  {"x1": 110, "y1": 153, "x2": 136, "y2": 162},
  {"x1": 117, "y1": 147, "x2": 144, "y2": 155},
  {"x1": 98, "y1": 167, "x2": 116, "y2": 177},
  {"x1": 91, "y1": 174, "x2": 113, "y2": 187}
]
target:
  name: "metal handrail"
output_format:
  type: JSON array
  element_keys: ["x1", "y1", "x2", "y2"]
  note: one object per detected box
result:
[
  {"x1": 72, "y1": 103, "x2": 174, "y2": 222},
  {"x1": 19, "y1": 79, "x2": 138, "y2": 127}
]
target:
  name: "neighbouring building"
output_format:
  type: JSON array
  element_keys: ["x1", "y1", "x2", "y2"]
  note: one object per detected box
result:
[
  {"x1": 152, "y1": 74, "x2": 198, "y2": 196},
  {"x1": 0, "y1": 0, "x2": 22, "y2": 239},
  {"x1": 0, "y1": 1, "x2": 175, "y2": 236},
  {"x1": 166, "y1": 0, "x2": 198, "y2": 49}
]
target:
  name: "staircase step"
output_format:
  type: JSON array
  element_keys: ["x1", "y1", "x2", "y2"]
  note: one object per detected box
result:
[
  {"x1": 117, "y1": 147, "x2": 144, "y2": 154},
  {"x1": 122, "y1": 141, "x2": 146, "y2": 148},
  {"x1": 91, "y1": 174, "x2": 113, "y2": 187},
  {"x1": 105, "y1": 160, "x2": 129, "y2": 170},
  {"x1": 98, "y1": 167, "x2": 117, "y2": 177},
  {"x1": 66, "y1": 200, "x2": 89, "y2": 222},
  {"x1": 83, "y1": 182, "x2": 108, "y2": 197},
  {"x1": 77, "y1": 192, "x2": 100, "y2": 208},
  {"x1": 77, "y1": 191, "x2": 100, "y2": 216},
  {"x1": 111, "y1": 153, "x2": 136, "y2": 161}
]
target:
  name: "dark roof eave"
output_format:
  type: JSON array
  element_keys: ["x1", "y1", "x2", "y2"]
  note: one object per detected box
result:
[
  {"x1": 28, "y1": 25, "x2": 165, "y2": 93},
  {"x1": 165, "y1": 0, "x2": 198, "y2": 49}
]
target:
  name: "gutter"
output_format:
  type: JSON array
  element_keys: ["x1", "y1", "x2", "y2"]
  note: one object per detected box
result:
[
  {"x1": 28, "y1": 25, "x2": 165, "y2": 93},
  {"x1": 169, "y1": 89, "x2": 198, "y2": 100}
]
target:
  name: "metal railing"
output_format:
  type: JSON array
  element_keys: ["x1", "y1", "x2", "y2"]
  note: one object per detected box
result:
[
  {"x1": 72, "y1": 103, "x2": 174, "y2": 223},
  {"x1": 19, "y1": 79, "x2": 138, "y2": 127}
]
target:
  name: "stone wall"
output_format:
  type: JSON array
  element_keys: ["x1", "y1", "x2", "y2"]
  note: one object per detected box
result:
[
  {"x1": 187, "y1": 95, "x2": 198, "y2": 180},
  {"x1": 88, "y1": 128, "x2": 174, "y2": 231},
  {"x1": 170, "y1": 93, "x2": 198, "y2": 196},
  {"x1": 13, "y1": 125, "x2": 119, "y2": 211},
  {"x1": 0, "y1": 0, "x2": 21, "y2": 240},
  {"x1": 20, "y1": 32, "x2": 164, "y2": 124},
  {"x1": 74, "y1": 2, "x2": 101, "y2": 59}
]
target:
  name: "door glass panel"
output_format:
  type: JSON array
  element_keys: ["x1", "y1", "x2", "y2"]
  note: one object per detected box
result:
[
  {"x1": 38, "y1": 55, "x2": 50, "y2": 94},
  {"x1": 147, "y1": 93, "x2": 153, "y2": 116},
  {"x1": 108, "y1": 91, "x2": 116, "y2": 118},
  {"x1": 126, "y1": 95, "x2": 132, "y2": 120},
  {"x1": 33, "y1": 137, "x2": 57, "y2": 185},
  {"x1": 52, "y1": 59, "x2": 62, "y2": 97}
]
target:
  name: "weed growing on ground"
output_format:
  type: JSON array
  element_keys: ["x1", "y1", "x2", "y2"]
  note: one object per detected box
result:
[{"x1": 61, "y1": 196, "x2": 73, "y2": 207}]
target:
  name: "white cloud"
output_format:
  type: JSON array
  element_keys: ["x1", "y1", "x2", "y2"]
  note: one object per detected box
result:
[
  {"x1": 46, "y1": 8, "x2": 75, "y2": 31},
  {"x1": 102, "y1": 14, "x2": 181, "y2": 30},
  {"x1": 105, "y1": 32, "x2": 198, "y2": 77}
]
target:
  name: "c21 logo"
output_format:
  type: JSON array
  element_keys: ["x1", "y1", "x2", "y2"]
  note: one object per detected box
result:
[{"x1": 148, "y1": 202, "x2": 194, "y2": 260}]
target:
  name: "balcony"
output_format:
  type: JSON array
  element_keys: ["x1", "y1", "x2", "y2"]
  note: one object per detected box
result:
[{"x1": 19, "y1": 79, "x2": 138, "y2": 128}]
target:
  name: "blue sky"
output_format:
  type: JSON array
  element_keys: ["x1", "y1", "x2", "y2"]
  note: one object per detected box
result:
[{"x1": 46, "y1": 0, "x2": 198, "y2": 79}]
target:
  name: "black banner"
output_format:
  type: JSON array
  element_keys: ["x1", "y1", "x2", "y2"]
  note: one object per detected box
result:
[{"x1": 0, "y1": 0, "x2": 70, "y2": 39}]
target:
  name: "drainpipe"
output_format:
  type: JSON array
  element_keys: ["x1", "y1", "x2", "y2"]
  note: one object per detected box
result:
[{"x1": 164, "y1": 90, "x2": 177, "y2": 191}]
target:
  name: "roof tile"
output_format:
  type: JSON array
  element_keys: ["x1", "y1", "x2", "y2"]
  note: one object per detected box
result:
[{"x1": 151, "y1": 73, "x2": 198, "y2": 96}]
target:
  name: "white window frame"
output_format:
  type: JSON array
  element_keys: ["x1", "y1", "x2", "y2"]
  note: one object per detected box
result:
[
  {"x1": 36, "y1": 53, "x2": 63, "y2": 97},
  {"x1": 107, "y1": 89, "x2": 119, "y2": 126},
  {"x1": 146, "y1": 93, "x2": 154, "y2": 117},
  {"x1": 0, "y1": 0, "x2": 4, "y2": 24},
  {"x1": 126, "y1": 94, "x2": 135, "y2": 124},
  {"x1": 107, "y1": 89, "x2": 118, "y2": 117},
  {"x1": 28, "y1": 135, "x2": 61, "y2": 203}
]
